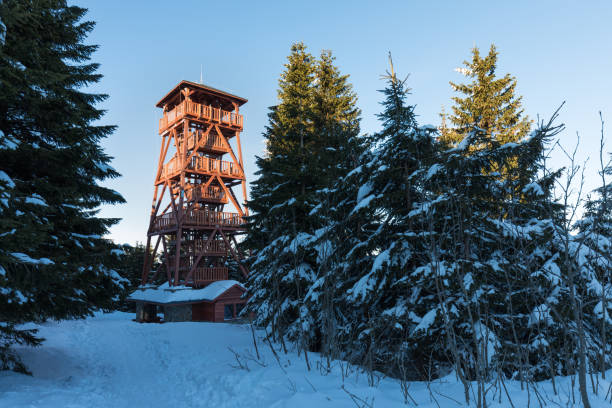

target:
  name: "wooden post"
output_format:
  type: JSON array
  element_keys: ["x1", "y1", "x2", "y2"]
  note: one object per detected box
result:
[
  {"x1": 141, "y1": 235, "x2": 152, "y2": 285},
  {"x1": 235, "y1": 130, "x2": 248, "y2": 216}
]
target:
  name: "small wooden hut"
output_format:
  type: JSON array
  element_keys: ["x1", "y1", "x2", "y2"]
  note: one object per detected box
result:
[{"x1": 129, "y1": 280, "x2": 247, "y2": 322}]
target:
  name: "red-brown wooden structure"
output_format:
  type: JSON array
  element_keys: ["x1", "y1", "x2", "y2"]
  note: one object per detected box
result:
[{"x1": 141, "y1": 80, "x2": 249, "y2": 288}]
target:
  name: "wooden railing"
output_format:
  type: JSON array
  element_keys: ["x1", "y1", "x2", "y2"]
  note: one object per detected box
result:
[
  {"x1": 183, "y1": 209, "x2": 243, "y2": 227},
  {"x1": 188, "y1": 156, "x2": 243, "y2": 178},
  {"x1": 185, "y1": 185, "x2": 227, "y2": 204},
  {"x1": 161, "y1": 156, "x2": 180, "y2": 178},
  {"x1": 166, "y1": 242, "x2": 227, "y2": 261},
  {"x1": 193, "y1": 267, "x2": 228, "y2": 284},
  {"x1": 168, "y1": 240, "x2": 228, "y2": 258},
  {"x1": 151, "y1": 209, "x2": 244, "y2": 232},
  {"x1": 161, "y1": 155, "x2": 242, "y2": 179},
  {"x1": 152, "y1": 212, "x2": 177, "y2": 231},
  {"x1": 159, "y1": 100, "x2": 243, "y2": 133},
  {"x1": 194, "y1": 240, "x2": 228, "y2": 255},
  {"x1": 186, "y1": 130, "x2": 227, "y2": 152}
]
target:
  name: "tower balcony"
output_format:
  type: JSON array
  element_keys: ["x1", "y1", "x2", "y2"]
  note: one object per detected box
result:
[
  {"x1": 193, "y1": 239, "x2": 229, "y2": 256},
  {"x1": 185, "y1": 131, "x2": 228, "y2": 154},
  {"x1": 160, "y1": 155, "x2": 243, "y2": 181},
  {"x1": 162, "y1": 262, "x2": 229, "y2": 287},
  {"x1": 149, "y1": 209, "x2": 244, "y2": 234},
  {"x1": 192, "y1": 267, "x2": 228, "y2": 286},
  {"x1": 167, "y1": 239, "x2": 229, "y2": 257},
  {"x1": 159, "y1": 100, "x2": 243, "y2": 134},
  {"x1": 185, "y1": 184, "x2": 228, "y2": 204},
  {"x1": 189, "y1": 156, "x2": 243, "y2": 179}
]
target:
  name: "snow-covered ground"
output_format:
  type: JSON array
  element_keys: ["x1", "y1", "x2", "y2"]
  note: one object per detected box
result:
[{"x1": 1, "y1": 312, "x2": 610, "y2": 407}]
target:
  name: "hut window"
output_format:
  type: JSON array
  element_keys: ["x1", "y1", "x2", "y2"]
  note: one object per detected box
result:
[
  {"x1": 235, "y1": 303, "x2": 244, "y2": 317},
  {"x1": 224, "y1": 304, "x2": 234, "y2": 320}
]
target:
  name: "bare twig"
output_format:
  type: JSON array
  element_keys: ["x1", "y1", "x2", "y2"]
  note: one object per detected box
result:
[
  {"x1": 227, "y1": 346, "x2": 250, "y2": 371},
  {"x1": 341, "y1": 385, "x2": 375, "y2": 408},
  {"x1": 303, "y1": 375, "x2": 317, "y2": 392},
  {"x1": 250, "y1": 319, "x2": 261, "y2": 360},
  {"x1": 265, "y1": 335, "x2": 287, "y2": 374}
]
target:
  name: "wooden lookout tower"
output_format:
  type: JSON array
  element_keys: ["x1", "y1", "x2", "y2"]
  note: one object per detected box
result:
[{"x1": 133, "y1": 81, "x2": 249, "y2": 322}]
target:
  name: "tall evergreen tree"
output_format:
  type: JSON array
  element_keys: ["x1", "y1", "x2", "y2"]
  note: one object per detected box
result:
[
  {"x1": 244, "y1": 43, "x2": 316, "y2": 345},
  {"x1": 310, "y1": 50, "x2": 361, "y2": 184},
  {"x1": 244, "y1": 44, "x2": 361, "y2": 353},
  {"x1": 332, "y1": 59, "x2": 439, "y2": 375},
  {"x1": 411, "y1": 105, "x2": 608, "y2": 390},
  {"x1": 317, "y1": 52, "x2": 605, "y2": 394},
  {"x1": 441, "y1": 45, "x2": 531, "y2": 190},
  {"x1": 441, "y1": 45, "x2": 531, "y2": 147},
  {"x1": 0, "y1": 0, "x2": 126, "y2": 372},
  {"x1": 300, "y1": 50, "x2": 363, "y2": 357},
  {"x1": 387, "y1": 108, "x2": 572, "y2": 394}
]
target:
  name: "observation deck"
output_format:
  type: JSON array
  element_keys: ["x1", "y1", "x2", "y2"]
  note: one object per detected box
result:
[
  {"x1": 159, "y1": 100, "x2": 243, "y2": 134},
  {"x1": 159, "y1": 155, "x2": 244, "y2": 183},
  {"x1": 149, "y1": 209, "x2": 244, "y2": 235}
]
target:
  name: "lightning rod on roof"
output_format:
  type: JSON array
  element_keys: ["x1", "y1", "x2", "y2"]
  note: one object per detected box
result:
[{"x1": 200, "y1": 64, "x2": 203, "y2": 84}]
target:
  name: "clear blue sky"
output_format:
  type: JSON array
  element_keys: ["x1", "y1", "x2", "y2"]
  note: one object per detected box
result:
[{"x1": 77, "y1": 0, "x2": 612, "y2": 245}]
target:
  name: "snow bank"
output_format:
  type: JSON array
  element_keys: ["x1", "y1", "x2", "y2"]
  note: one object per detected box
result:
[
  {"x1": 1, "y1": 312, "x2": 610, "y2": 407},
  {"x1": 128, "y1": 280, "x2": 245, "y2": 304}
]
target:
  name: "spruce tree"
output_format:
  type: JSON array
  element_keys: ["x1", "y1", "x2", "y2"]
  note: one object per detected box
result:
[
  {"x1": 441, "y1": 45, "x2": 531, "y2": 147},
  {"x1": 300, "y1": 50, "x2": 363, "y2": 357},
  {"x1": 244, "y1": 43, "x2": 315, "y2": 343},
  {"x1": 0, "y1": 0, "x2": 126, "y2": 373},
  {"x1": 437, "y1": 45, "x2": 601, "y2": 384},
  {"x1": 411, "y1": 102, "x2": 610, "y2": 388},
  {"x1": 441, "y1": 45, "x2": 531, "y2": 188},
  {"x1": 403, "y1": 113, "x2": 566, "y2": 385},
  {"x1": 338, "y1": 60, "x2": 439, "y2": 376},
  {"x1": 310, "y1": 50, "x2": 361, "y2": 183},
  {"x1": 302, "y1": 57, "x2": 441, "y2": 375},
  {"x1": 245, "y1": 45, "x2": 361, "y2": 352}
]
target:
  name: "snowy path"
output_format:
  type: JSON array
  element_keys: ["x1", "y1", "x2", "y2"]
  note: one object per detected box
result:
[{"x1": 0, "y1": 312, "x2": 610, "y2": 407}]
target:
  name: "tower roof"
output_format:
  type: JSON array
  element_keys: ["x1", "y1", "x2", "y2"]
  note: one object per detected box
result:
[{"x1": 156, "y1": 80, "x2": 248, "y2": 110}]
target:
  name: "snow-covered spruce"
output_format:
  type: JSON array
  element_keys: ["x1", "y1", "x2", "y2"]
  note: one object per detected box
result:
[
  {"x1": 0, "y1": 0, "x2": 126, "y2": 373},
  {"x1": 244, "y1": 44, "x2": 361, "y2": 355}
]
